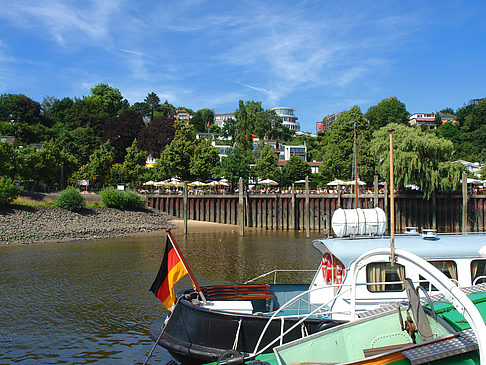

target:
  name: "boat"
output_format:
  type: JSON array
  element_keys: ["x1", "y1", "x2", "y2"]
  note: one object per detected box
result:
[
  {"x1": 210, "y1": 247, "x2": 486, "y2": 365},
  {"x1": 148, "y1": 208, "x2": 486, "y2": 364}
]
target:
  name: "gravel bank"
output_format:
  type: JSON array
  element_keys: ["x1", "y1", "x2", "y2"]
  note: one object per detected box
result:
[{"x1": 0, "y1": 206, "x2": 174, "y2": 245}]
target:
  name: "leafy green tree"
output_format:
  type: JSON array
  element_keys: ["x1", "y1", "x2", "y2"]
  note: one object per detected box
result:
[
  {"x1": 131, "y1": 102, "x2": 151, "y2": 117},
  {"x1": 154, "y1": 120, "x2": 197, "y2": 180},
  {"x1": 437, "y1": 122, "x2": 460, "y2": 145},
  {"x1": 123, "y1": 139, "x2": 147, "y2": 184},
  {"x1": 137, "y1": 115, "x2": 175, "y2": 158},
  {"x1": 253, "y1": 143, "x2": 280, "y2": 181},
  {"x1": 86, "y1": 141, "x2": 115, "y2": 188},
  {"x1": 0, "y1": 142, "x2": 18, "y2": 178},
  {"x1": 144, "y1": 92, "x2": 160, "y2": 121},
  {"x1": 319, "y1": 106, "x2": 374, "y2": 182},
  {"x1": 209, "y1": 124, "x2": 221, "y2": 134},
  {"x1": 155, "y1": 100, "x2": 176, "y2": 117},
  {"x1": 91, "y1": 83, "x2": 128, "y2": 117},
  {"x1": 364, "y1": 97, "x2": 409, "y2": 130},
  {"x1": 221, "y1": 145, "x2": 253, "y2": 187},
  {"x1": 191, "y1": 109, "x2": 215, "y2": 132},
  {"x1": 102, "y1": 109, "x2": 145, "y2": 163},
  {"x1": 453, "y1": 99, "x2": 486, "y2": 160},
  {"x1": 0, "y1": 177, "x2": 20, "y2": 208},
  {"x1": 58, "y1": 127, "x2": 100, "y2": 168},
  {"x1": 281, "y1": 155, "x2": 311, "y2": 186},
  {"x1": 371, "y1": 123, "x2": 462, "y2": 198},
  {"x1": 221, "y1": 117, "x2": 237, "y2": 138},
  {"x1": 0, "y1": 93, "x2": 43, "y2": 125},
  {"x1": 234, "y1": 100, "x2": 253, "y2": 152},
  {"x1": 189, "y1": 140, "x2": 219, "y2": 180}
]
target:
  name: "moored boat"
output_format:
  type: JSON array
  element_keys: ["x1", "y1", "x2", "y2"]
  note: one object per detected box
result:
[{"x1": 148, "y1": 209, "x2": 486, "y2": 364}]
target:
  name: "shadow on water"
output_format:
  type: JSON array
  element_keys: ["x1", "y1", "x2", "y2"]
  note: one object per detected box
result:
[{"x1": 0, "y1": 228, "x2": 323, "y2": 364}]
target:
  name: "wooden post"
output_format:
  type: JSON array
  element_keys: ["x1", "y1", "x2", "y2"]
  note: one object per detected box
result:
[
  {"x1": 183, "y1": 182, "x2": 188, "y2": 234},
  {"x1": 337, "y1": 184, "x2": 341, "y2": 208},
  {"x1": 290, "y1": 183, "x2": 296, "y2": 230},
  {"x1": 462, "y1": 171, "x2": 468, "y2": 233},
  {"x1": 305, "y1": 176, "x2": 310, "y2": 238},
  {"x1": 374, "y1": 175, "x2": 379, "y2": 207},
  {"x1": 239, "y1": 177, "x2": 245, "y2": 236},
  {"x1": 384, "y1": 182, "x2": 388, "y2": 229},
  {"x1": 432, "y1": 190, "x2": 437, "y2": 230}
]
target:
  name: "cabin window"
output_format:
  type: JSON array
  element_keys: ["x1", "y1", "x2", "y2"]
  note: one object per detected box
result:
[
  {"x1": 419, "y1": 261, "x2": 458, "y2": 291},
  {"x1": 471, "y1": 260, "x2": 486, "y2": 285},
  {"x1": 366, "y1": 263, "x2": 405, "y2": 292}
]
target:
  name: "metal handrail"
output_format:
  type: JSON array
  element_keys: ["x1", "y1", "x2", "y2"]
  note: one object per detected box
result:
[{"x1": 244, "y1": 269, "x2": 315, "y2": 284}]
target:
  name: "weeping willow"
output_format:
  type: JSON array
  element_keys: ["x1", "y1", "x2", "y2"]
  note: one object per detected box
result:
[{"x1": 371, "y1": 123, "x2": 462, "y2": 199}]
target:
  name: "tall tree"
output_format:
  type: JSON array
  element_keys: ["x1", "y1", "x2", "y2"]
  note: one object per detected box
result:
[
  {"x1": 281, "y1": 155, "x2": 311, "y2": 186},
  {"x1": 123, "y1": 139, "x2": 147, "y2": 184},
  {"x1": 144, "y1": 92, "x2": 160, "y2": 121},
  {"x1": 102, "y1": 109, "x2": 145, "y2": 163},
  {"x1": 319, "y1": 106, "x2": 374, "y2": 182},
  {"x1": 86, "y1": 141, "x2": 115, "y2": 188},
  {"x1": 371, "y1": 123, "x2": 462, "y2": 198},
  {"x1": 253, "y1": 142, "x2": 280, "y2": 181},
  {"x1": 154, "y1": 120, "x2": 197, "y2": 180},
  {"x1": 137, "y1": 115, "x2": 175, "y2": 158},
  {"x1": 234, "y1": 100, "x2": 252, "y2": 152},
  {"x1": 221, "y1": 145, "x2": 253, "y2": 188},
  {"x1": 90, "y1": 83, "x2": 128, "y2": 117},
  {"x1": 0, "y1": 141, "x2": 18, "y2": 178},
  {"x1": 189, "y1": 140, "x2": 219, "y2": 180},
  {"x1": 365, "y1": 97, "x2": 409, "y2": 130},
  {"x1": 191, "y1": 108, "x2": 215, "y2": 132}
]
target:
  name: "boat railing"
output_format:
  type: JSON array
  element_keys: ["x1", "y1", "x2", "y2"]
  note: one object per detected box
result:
[
  {"x1": 251, "y1": 283, "x2": 354, "y2": 357},
  {"x1": 244, "y1": 269, "x2": 315, "y2": 284},
  {"x1": 473, "y1": 276, "x2": 486, "y2": 285}
]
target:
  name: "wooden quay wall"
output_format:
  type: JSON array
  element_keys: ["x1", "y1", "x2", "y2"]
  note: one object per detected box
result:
[{"x1": 147, "y1": 179, "x2": 486, "y2": 236}]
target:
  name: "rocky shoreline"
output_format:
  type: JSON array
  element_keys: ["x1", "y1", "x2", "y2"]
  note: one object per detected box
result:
[{"x1": 0, "y1": 206, "x2": 175, "y2": 245}]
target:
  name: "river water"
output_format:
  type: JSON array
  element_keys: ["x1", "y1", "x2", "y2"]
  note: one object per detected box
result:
[{"x1": 0, "y1": 228, "x2": 323, "y2": 364}]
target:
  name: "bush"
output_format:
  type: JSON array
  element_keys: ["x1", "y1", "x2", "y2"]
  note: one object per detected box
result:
[
  {"x1": 100, "y1": 187, "x2": 145, "y2": 210},
  {"x1": 0, "y1": 177, "x2": 20, "y2": 208},
  {"x1": 55, "y1": 188, "x2": 86, "y2": 211}
]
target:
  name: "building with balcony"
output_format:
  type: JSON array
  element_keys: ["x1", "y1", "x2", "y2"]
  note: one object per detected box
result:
[
  {"x1": 168, "y1": 109, "x2": 194, "y2": 122},
  {"x1": 214, "y1": 113, "x2": 235, "y2": 129},
  {"x1": 409, "y1": 113, "x2": 437, "y2": 129},
  {"x1": 268, "y1": 107, "x2": 300, "y2": 131}
]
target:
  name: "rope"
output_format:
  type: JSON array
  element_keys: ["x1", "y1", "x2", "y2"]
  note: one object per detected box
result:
[
  {"x1": 232, "y1": 319, "x2": 242, "y2": 350},
  {"x1": 143, "y1": 321, "x2": 165, "y2": 365}
]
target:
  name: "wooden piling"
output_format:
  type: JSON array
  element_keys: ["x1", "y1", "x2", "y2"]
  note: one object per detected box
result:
[
  {"x1": 239, "y1": 178, "x2": 244, "y2": 236},
  {"x1": 462, "y1": 171, "x2": 468, "y2": 233},
  {"x1": 183, "y1": 182, "x2": 188, "y2": 234},
  {"x1": 290, "y1": 183, "x2": 296, "y2": 230},
  {"x1": 305, "y1": 176, "x2": 310, "y2": 238},
  {"x1": 374, "y1": 175, "x2": 379, "y2": 207}
]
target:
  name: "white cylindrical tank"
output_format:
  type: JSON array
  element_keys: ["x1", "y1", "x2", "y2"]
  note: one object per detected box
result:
[{"x1": 331, "y1": 208, "x2": 386, "y2": 237}]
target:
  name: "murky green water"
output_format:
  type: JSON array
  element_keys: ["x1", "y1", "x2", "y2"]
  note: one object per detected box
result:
[{"x1": 0, "y1": 229, "x2": 323, "y2": 364}]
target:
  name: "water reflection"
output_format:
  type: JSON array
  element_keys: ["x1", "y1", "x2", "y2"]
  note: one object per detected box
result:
[{"x1": 0, "y1": 229, "x2": 323, "y2": 364}]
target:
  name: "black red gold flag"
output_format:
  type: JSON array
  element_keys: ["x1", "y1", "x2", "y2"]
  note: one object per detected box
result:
[{"x1": 149, "y1": 236, "x2": 188, "y2": 310}]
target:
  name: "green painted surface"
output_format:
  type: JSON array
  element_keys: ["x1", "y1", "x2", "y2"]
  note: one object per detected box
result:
[{"x1": 432, "y1": 291, "x2": 486, "y2": 331}]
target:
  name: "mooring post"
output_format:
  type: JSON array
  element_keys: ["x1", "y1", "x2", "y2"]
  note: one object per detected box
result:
[
  {"x1": 305, "y1": 176, "x2": 310, "y2": 238},
  {"x1": 384, "y1": 181, "x2": 388, "y2": 231},
  {"x1": 432, "y1": 190, "x2": 437, "y2": 230},
  {"x1": 337, "y1": 184, "x2": 341, "y2": 208},
  {"x1": 374, "y1": 175, "x2": 379, "y2": 207},
  {"x1": 239, "y1": 177, "x2": 245, "y2": 236},
  {"x1": 290, "y1": 183, "x2": 296, "y2": 230},
  {"x1": 183, "y1": 182, "x2": 188, "y2": 234},
  {"x1": 462, "y1": 171, "x2": 468, "y2": 233}
]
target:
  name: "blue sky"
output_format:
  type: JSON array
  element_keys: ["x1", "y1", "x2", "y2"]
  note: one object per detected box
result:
[{"x1": 1, "y1": 0, "x2": 485, "y2": 132}]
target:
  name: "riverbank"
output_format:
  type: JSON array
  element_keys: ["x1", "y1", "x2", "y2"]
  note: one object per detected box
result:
[{"x1": 0, "y1": 206, "x2": 175, "y2": 245}]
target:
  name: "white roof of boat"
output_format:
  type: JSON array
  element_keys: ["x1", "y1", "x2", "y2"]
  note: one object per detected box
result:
[{"x1": 313, "y1": 233, "x2": 486, "y2": 267}]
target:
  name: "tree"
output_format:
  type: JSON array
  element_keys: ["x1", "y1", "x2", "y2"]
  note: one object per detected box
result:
[
  {"x1": 191, "y1": 109, "x2": 215, "y2": 132},
  {"x1": 131, "y1": 102, "x2": 151, "y2": 117},
  {"x1": 221, "y1": 117, "x2": 237, "y2": 138},
  {"x1": 319, "y1": 106, "x2": 375, "y2": 182},
  {"x1": 253, "y1": 143, "x2": 280, "y2": 181},
  {"x1": 123, "y1": 139, "x2": 147, "y2": 184},
  {"x1": 154, "y1": 120, "x2": 197, "y2": 181},
  {"x1": 221, "y1": 145, "x2": 253, "y2": 187},
  {"x1": 371, "y1": 123, "x2": 462, "y2": 198},
  {"x1": 137, "y1": 115, "x2": 175, "y2": 158},
  {"x1": 144, "y1": 92, "x2": 160, "y2": 121},
  {"x1": 102, "y1": 109, "x2": 145, "y2": 163},
  {"x1": 0, "y1": 141, "x2": 18, "y2": 178},
  {"x1": 189, "y1": 140, "x2": 219, "y2": 180},
  {"x1": 59, "y1": 127, "x2": 100, "y2": 168},
  {"x1": 209, "y1": 124, "x2": 221, "y2": 134},
  {"x1": 90, "y1": 83, "x2": 128, "y2": 117},
  {"x1": 365, "y1": 97, "x2": 409, "y2": 130},
  {"x1": 234, "y1": 100, "x2": 253, "y2": 152},
  {"x1": 281, "y1": 155, "x2": 311, "y2": 186},
  {"x1": 86, "y1": 141, "x2": 115, "y2": 188}
]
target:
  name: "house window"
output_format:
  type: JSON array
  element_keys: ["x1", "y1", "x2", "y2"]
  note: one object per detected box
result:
[{"x1": 366, "y1": 262, "x2": 405, "y2": 292}]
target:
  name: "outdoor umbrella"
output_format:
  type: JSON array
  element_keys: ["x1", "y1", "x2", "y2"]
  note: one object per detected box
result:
[
  {"x1": 294, "y1": 179, "x2": 307, "y2": 184},
  {"x1": 143, "y1": 181, "x2": 155, "y2": 186},
  {"x1": 189, "y1": 181, "x2": 207, "y2": 186},
  {"x1": 258, "y1": 179, "x2": 278, "y2": 186},
  {"x1": 327, "y1": 179, "x2": 346, "y2": 186},
  {"x1": 346, "y1": 180, "x2": 366, "y2": 186}
]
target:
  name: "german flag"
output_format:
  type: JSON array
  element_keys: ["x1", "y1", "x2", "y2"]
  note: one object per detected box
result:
[{"x1": 150, "y1": 236, "x2": 188, "y2": 310}]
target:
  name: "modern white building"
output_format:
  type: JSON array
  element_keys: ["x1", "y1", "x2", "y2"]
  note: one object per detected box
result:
[
  {"x1": 213, "y1": 113, "x2": 235, "y2": 129},
  {"x1": 268, "y1": 107, "x2": 300, "y2": 131}
]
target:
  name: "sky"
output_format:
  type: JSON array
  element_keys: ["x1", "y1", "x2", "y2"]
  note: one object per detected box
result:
[{"x1": 1, "y1": 0, "x2": 485, "y2": 133}]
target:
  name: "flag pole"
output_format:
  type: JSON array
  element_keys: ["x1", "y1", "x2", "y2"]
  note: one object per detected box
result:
[{"x1": 166, "y1": 229, "x2": 207, "y2": 303}]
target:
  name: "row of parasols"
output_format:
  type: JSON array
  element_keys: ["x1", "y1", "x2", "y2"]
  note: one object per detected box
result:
[{"x1": 143, "y1": 178, "x2": 230, "y2": 187}]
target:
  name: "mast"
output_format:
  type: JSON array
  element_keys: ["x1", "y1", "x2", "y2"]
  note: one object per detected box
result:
[{"x1": 388, "y1": 129, "x2": 395, "y2": 265}]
